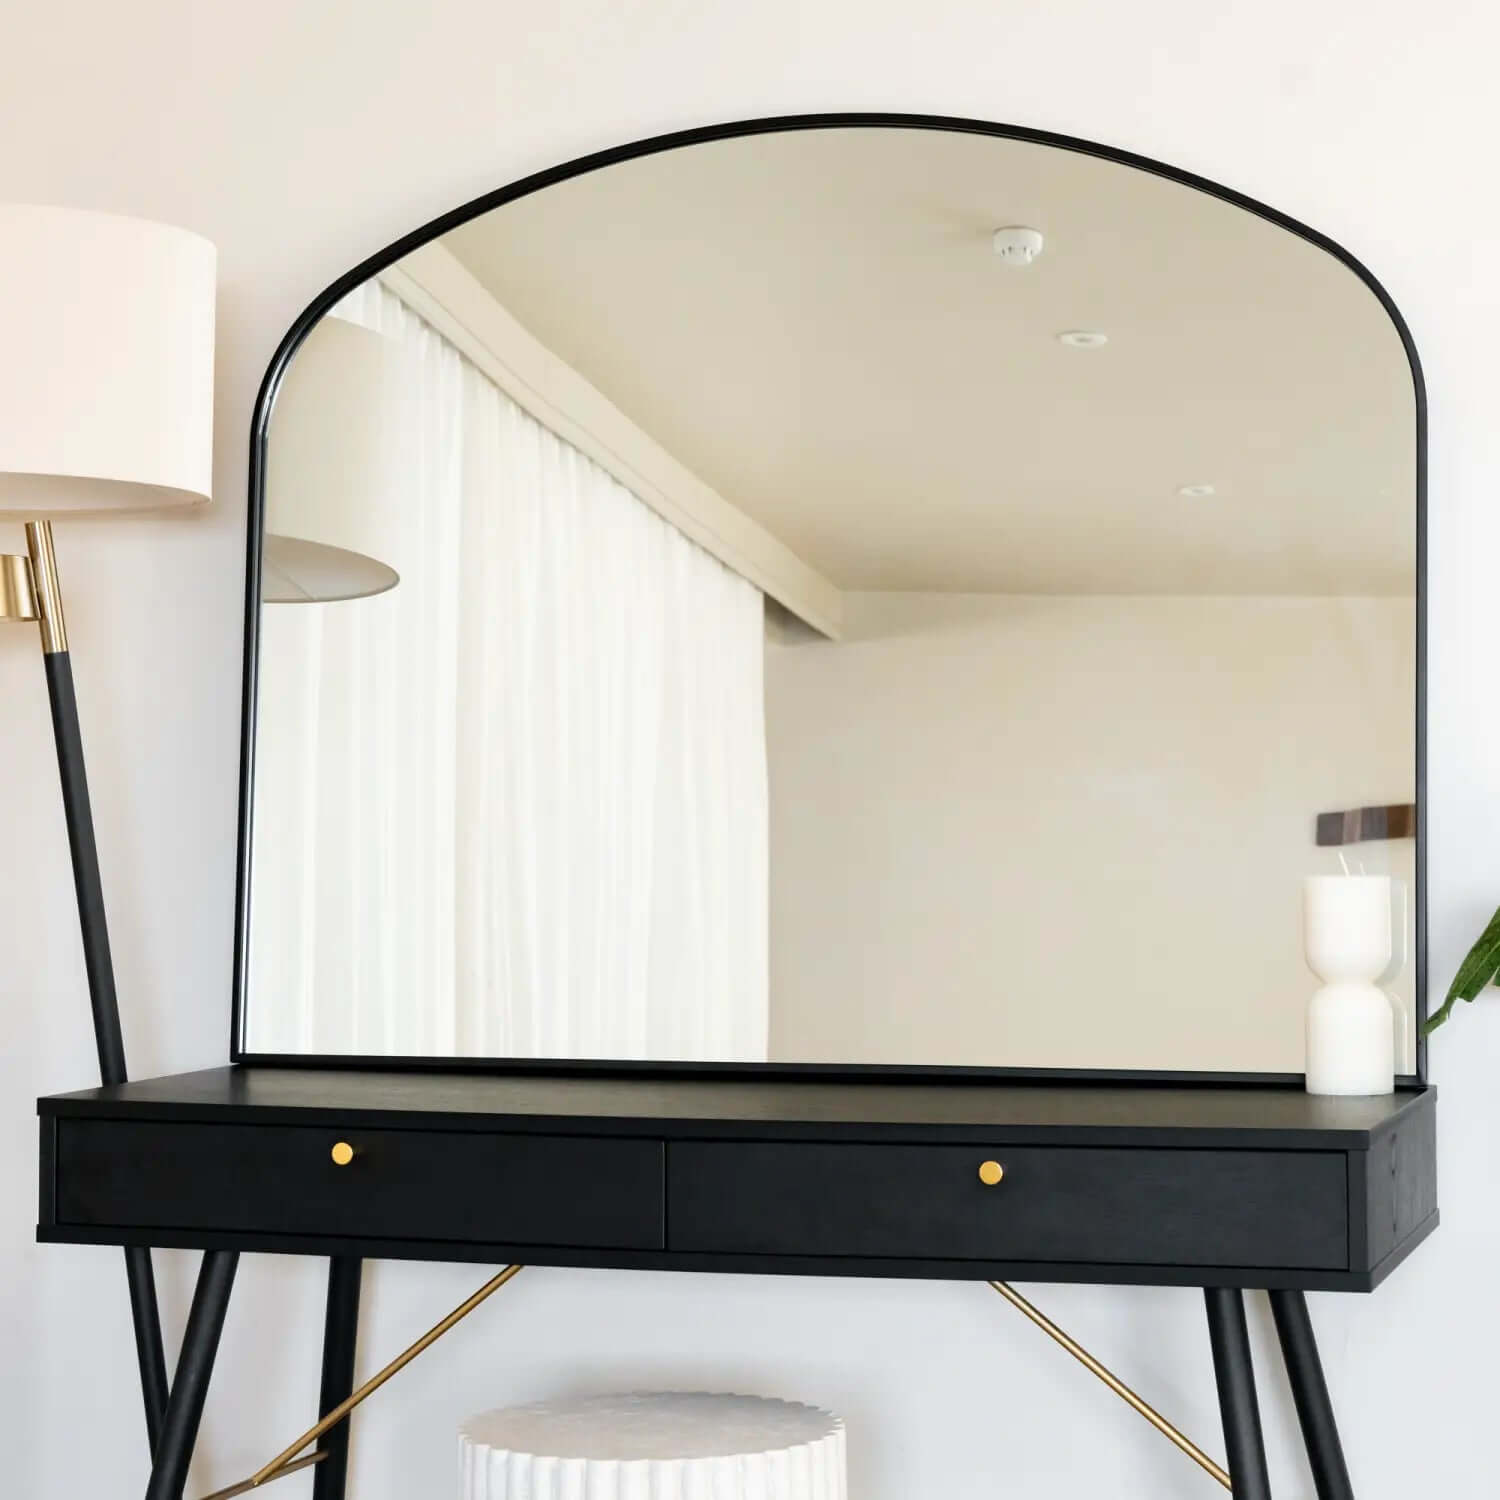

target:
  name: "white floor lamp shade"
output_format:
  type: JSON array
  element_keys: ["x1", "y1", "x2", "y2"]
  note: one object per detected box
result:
[
  {"x1": 262, "y1": 314, "x2": 402, "y2": 602},
  {"x1": 0, "y1": 203, "x2": 215, "y2": 517}
]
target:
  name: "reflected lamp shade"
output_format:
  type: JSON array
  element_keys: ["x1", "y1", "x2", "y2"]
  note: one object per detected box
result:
[
  {"x1": 0, "y1": 203, "x2": 216, "y2": 517},
  {"x1": 262, "y1": 315, "x2": 402, "y2": 603}
]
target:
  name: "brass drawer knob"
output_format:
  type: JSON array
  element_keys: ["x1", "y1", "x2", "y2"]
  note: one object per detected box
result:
[
  {"x1": 331, "y1": 1141, "x2": 356, "y2": 1167},
  {"x1": 978, "y1": 1160, "x2": 1005, "y2": 1186}
]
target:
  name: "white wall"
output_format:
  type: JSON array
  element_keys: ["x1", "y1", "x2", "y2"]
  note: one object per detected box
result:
[
  {"x1": 767, "y1": 592, "x2": 1416, "y2": 1074},
  {"x1": 2, "y1": 5, "x2": 1495, "y2": 1497}
]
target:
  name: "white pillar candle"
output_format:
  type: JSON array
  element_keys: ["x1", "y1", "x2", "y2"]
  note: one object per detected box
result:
[{"x1": 1303, "y1": 875, "x2": 1395, "y2": 1096}]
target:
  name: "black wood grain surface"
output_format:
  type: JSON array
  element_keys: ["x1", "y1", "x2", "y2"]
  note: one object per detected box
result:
[
  {"x1": 37, "y1": 1069, "x2": 1437, "y2": 1291},
  {"x1": 668, "y1": 1141, "x2": 1348, "y2": 1268},
  {"x1": 39, "y1": 1067, "x2": 1430, "y2": 1146},
  {"x1": 56, "y1": 1118, "x2": 664, "y2": 1249}
]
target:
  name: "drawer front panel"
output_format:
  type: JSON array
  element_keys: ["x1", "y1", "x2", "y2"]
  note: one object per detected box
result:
[
  {"x1": 56, "y1": 1120, "x2": 664, "y2": 1250},
  {"x1": 669, "y1": 1142, "x2": 1348, "y2": 1269}
]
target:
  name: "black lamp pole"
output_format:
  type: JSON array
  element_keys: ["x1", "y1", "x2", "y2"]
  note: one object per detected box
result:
[{"x1": 21, "y1": 520, "x2": 170, "y2": 1451}]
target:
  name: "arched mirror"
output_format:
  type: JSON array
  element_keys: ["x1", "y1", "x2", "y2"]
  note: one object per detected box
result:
[{"x1": 235, "y1": 116, "x2": 1423, "y2": 1080}]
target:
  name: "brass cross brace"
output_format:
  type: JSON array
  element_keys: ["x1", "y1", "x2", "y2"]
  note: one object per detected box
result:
[
  {"x1": 988, "y1": 1280, "x2": 1231, "y2": 1489},
  {"x1": 196, "y1": 1267, "x2": 1228, "y2": 1496},
  {"x1": 198, "y1": 1264, "x2": 523, "y2": 1499}
]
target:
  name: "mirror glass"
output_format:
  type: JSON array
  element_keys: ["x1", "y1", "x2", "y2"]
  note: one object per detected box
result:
[{"x1": 243, "y1": 123, "x2": 1419, "y2": 1074}]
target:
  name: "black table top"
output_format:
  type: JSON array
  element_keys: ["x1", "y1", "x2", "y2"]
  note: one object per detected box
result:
[{"x1": 38, "y1": 1065, "x2": 1430, "y2": 1148}]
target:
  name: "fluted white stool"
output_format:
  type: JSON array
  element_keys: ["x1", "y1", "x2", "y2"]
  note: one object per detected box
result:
[{"x1": 459, "y1": 1392, "x2": 847, "y2": 1500}]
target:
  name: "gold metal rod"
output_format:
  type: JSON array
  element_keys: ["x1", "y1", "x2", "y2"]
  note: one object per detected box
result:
[
  {"x1": 988, "y1": 1281, "x2": 1231, "y2": 1490},
  {"x1": 23, "y1": 520, "x2": 67, "y2": 653},
  {"x1": 197, "y1": 1451, "x2": 326, "y2": 1500},
  {"x1": 245, "y1": 1264, "x2": 523, "y2": 1488}
]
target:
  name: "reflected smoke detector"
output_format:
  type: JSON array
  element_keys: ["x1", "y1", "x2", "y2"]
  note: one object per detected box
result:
[{"x1": 992, "y1": 226, "x2": 1044, "y2": 266}]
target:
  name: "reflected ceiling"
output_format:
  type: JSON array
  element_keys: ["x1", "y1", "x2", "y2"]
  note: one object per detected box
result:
[{"x1": 445, "y1": 128, "x2": 1414, "y2": 596}]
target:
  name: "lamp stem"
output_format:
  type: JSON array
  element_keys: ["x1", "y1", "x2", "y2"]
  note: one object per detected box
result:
[
  {"x1": 25, "y1": 522, "x2": 120, "y2": 1076},
  {"x1": 23, "y1": 519, "x2": 170, "y2": 1449}
]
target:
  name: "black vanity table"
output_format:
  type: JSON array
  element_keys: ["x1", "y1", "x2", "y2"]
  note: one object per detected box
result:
[
  {"x1": 40, "y1": 1068, "x2": 1436, "y2": 1292},
  {"x1": 31, "y1": 110, "x2": 1435, "y2": 1500},
  {"x1": 37, "y1": 1066, "x2": 1437, "y2": 1498}
]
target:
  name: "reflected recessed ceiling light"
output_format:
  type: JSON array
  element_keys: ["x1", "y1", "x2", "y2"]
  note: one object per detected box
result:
[
  {"x1": 1177, "y1": 483, "x2": 1217, "y2": 498},
  {"x1": 1058, "y1": 330, "x2": 1108, "y2": 349}
]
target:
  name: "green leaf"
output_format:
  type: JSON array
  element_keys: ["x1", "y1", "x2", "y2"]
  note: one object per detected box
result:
[{"x1": 1423, "y1": 901, "x2": 1500, "y2": 1035}]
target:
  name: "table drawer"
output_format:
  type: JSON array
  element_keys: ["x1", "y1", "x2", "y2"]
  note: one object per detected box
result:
[
  {"x1": 668, "y1": 1142, "x2": 1347, "y2": 1269},
  {"x1": 55, "y1": 1119, "x2": 664, "y2": 1250}
]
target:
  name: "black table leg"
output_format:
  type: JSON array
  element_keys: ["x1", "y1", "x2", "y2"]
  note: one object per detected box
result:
[
  {"x1": 1204, "y1": 1287, "x2": 1273, "y2": 1500},
  {"x1": 1270, "y1": 1289, "x2": 1355, "y2": 1499},
  {"x1": 312, "y1": 1258, "x2": 363, "y2": 1500},
  {"x1": 145, "y1": 1251, "x2": 238, "y2": 1500},
  {"x1": 126, "y1": 1244, "x2": 171, "y2": 1452}
]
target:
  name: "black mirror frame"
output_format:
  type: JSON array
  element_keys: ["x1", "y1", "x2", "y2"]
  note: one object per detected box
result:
[{"x1": 231, "y1": 112, "x2": 1427, "y2": 1088}]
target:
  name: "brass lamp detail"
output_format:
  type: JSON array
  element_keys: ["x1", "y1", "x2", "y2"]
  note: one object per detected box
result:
[
  {"x1": 25, "y1": 521, "x2": 68, "y2": 653},
  {"x1": 978, "y1": 1160, "x2": 1005, "y2": 1186},
  {"x1": 0, "y1": 524, "x2": 69, "y2": 650},
  {"x1": 330, "y1": 1141, "x2": 356, "y2": 1167},
  {"x1": 0, "y1": 552, "x2": 37, "y2": 622}
]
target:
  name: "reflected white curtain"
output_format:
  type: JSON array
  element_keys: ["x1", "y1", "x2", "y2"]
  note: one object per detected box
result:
[{"x1": 249, "y1": 282, "x2": 768, "y2": 1059}]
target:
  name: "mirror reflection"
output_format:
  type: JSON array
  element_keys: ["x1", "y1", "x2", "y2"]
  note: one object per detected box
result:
[{"x1": 245, "y1": 125, "x2": 1417, "y2": 1074}]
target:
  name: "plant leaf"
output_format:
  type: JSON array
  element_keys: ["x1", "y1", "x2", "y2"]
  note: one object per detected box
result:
[{"x1": 1423, "y1": 901, "x2": 1500, "y2": 1035}]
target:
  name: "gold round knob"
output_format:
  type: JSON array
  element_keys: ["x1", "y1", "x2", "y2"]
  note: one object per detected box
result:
[
  {"x1": 331, "y1": 1141, "x2": 355, "y2": 1167},
  {"x1": 978, "y1": 1160, "x2": 1004, "y2": 1186}
]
